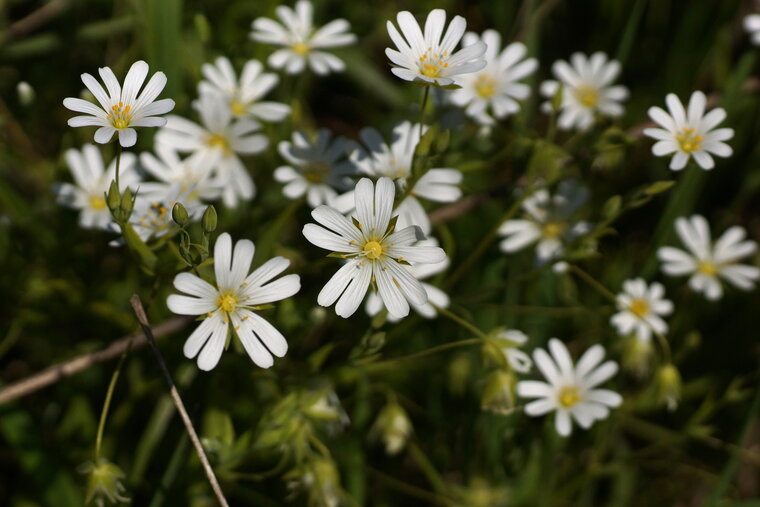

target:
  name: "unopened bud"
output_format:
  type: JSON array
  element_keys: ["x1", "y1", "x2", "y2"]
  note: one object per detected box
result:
[
  {"x1": 551, "y1": 83, "x2": 564, "y2": 112},
  {"x1": 107, "y1": 180, "x2": 121, "y2": 213},
  {"x1": 17, "y1": 81, "x2": 35, "y2": 105},
  {"x1": 202, "y1": 205, "x2": 217, "y2": 233},
  {"x1": 119, "y1": 187, "x2": 134, "y2": 217},
  {"x1": 656, "y1": 364, "x2": 681, "y2": 412},
  {"x1": 481, "y1": 370, "x2": 517, "y2": 415},
  {"x1": 78, "y1": 458, "x2": 129, "y2": 506},
  {"x1": 172, "y1": 202, "x2": 189, "y2": 226},
  {"x1": 622, "y1": 336, "x2": 655, "y2": 379},
  {"x1": 372, "y1": 401, "x2": 412, "y2": 455}
]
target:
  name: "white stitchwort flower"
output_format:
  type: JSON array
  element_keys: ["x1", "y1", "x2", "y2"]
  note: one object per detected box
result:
[
  {"x1": 128, "y1": 183, "x2": 204, "y2": 242},
  {"x1": 55, "y1": 144, "x2": 139, "y2": 230},
  {"x1": 250, "y1": 0, "x2": 356, "y2": 75},
  {"x1": 139, "y1": 144, "x2": 222, "y2": 206},
  {"x1": 274, "y1": 130, "x2": 355, "y2": 208},
  {"x1": 744, "y1": 14, "x2": 760, "y2": 45},
  {"x1": 302, "y1": 177, "x2": 446, "y2": 319},
  {"x1": 658, "y1": 215, "x2": 759, "y2": 300},
  {"x1": 540, "y1": 52, "x2": 628, "y2": 130},
  {"x1": 385, "y1": 9, "x2": 486, "y2": 87},
  {"x1": 449, "y1": 30, "x2": 538, "y2": 125},
  {"x1": 517, "y1": 339, "x2": 622, "y2": 437},
  {"x1": 498, "y1": 181, "x2": 592, "y2": 269},
  {"x1": 63, "y1": 60, "x2": 175, "y2": 147},
  {"x1": 610, "y1": 278, "x2": 673, "y2": 342},
  {"x1": 199, "y1": 57, "x2": 290, "y2": 122},
  {"x1": 365, "y1": 238, "x2": 450, "y2": 321},
  {"x1": 644, "y1": 91, "x2": 733, "y2": 170},
  {"x1": 157, "y1": 92, "x2": 268, "y2": 208},
  {"x1": 341, "y1": 121, "x2": 462, "y2": 234},
  {"x1": 494, "y1": 329, "x2": 533, "y2": 373},
  {"x1": 167, "y1": 233, "x2": 301, "y2": 371}
]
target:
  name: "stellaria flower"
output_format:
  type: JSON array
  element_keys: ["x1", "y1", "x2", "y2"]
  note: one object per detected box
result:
[
  {"x1": 127, "y1": 183, "x2": 204, "y2": 242},
  {"x1": 449, "y1": 30, "x2": 538, "y2": 125},
  {"x1": 167, "y1": 233, "x2": 301, "y2": 370},
  {"x1": 139, "y1": 143, "x2": 222, "y2": 206},
  {"x1": 250, "y1": 0, "x2": 356, "y2": 75},
  {"x1": 274, "y1": 129, "x2": 356, "y2": 208},
  {"x1": 610, "y1": 278, "x2": 673, "y2": 342},
  {"x1": 54, "y1": 144, "x2": 139, "y2": 230},
  {"x1": 199, "y1": 57, "x2": 290, "y2": 122},
  {"x1": 658, "y1": 215, "x2": 759, "y2": 300},
  {"x1": 157, "y1": 92, "x2": 268, "y2": 208},
  {"x1": 63, "y1": 60, "x2": 175, "y2": 147},
  {"x1": 644, "y1": 91, "x2": 733, "y2": 170},
  {"x1": 540, "y1": 52, "x2": 628, "y2": 130},
  {"x1": 495, "y1": 329, "x2": 532, "y2": 373},
  {"x1": 517, "y1": 339, "x2": 622, "y2": 437},
  {"x1": 385, "y1": 9, "x2": 487, "y2": 87},
  {"x1": 302, "y1": 177, "x2": 446, "y2": 319}
]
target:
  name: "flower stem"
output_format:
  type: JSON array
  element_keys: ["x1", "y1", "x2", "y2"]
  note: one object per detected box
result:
[
  {"x1": 114, "y1": 144, "x2": 123, "y2": 191},
  {"x1": 94, "y1": 347, "x2": 128, "y2": 461},
  {"x1": 436, "y1": 306, "x2": 489, "y2": 339}
]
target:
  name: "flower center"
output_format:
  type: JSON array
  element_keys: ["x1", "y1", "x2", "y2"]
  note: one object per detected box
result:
[
  {"x1": 474, "y1": 74, "x2": 497, "y2": 99},
  {"x1": 418, "y1": 48, "x2": 450, "y2": 78},
  {"x1": 217, "y1": 291, "x2": 238, "y2": 313},
  {"x1": 206, "y1": 133, "x2": 232, "y2": 155},
  {"x1": 558, "y1": 385, "x2": 581, "y2": 408},
  {"x1": 697, "y1": 260, "x2": 717, "y2": 276},
  {"x1": 89, "y1": 195, "x2": 107, "y2": 210},
  {"x1": 542, "y1": 221, "x2": 564, "y2": 239},
  {"x1": 292, "y1": 42, "x2": 310, "y2": 55},
  {"x1": 574, "y1": 84, "x2": 598, "y2": 108},
  {"x1": 230, "y1": 100, "x2": 247, "y2": 117},
  {"x1": 629, "y1": 298, "x2": 650, "y2": 318},
  {"x1": 676, "y1": 128, "x2": 703, "y2": 153},
  {"x1": 363, "y1": 240, "x2": 383, "y2": 260},
  {"x1": 303, "y1": 161, "x2": 329, "y2": 183},
  {"x1": 108, "y1": 101, "x2": 132, "y2": 129},
  {"x1": 134, "y1": 202, "x2": 171, "y2": 234}
]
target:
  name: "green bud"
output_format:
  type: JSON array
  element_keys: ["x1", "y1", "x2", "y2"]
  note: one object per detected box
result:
[
  {"x1": 119, "y1": 187, "x2": 134, "y2": 217},
  {"x1": 481, "y1": 370, "x2": 517, "y2": 415},
  {"x1": 621, "y1": 336, "x2": 655, "y2": 379},
  {"x1": 202, "y1": 205, "x2": 217, "y2": 233},
  {"x1": 656, "y1": 364, "x2": 682, "y2": 412},
  {"x1": 551, "y1": 82, "x2": 564, "y2": 112},
  {"x1": 17, "y1": 81, "x2": 35, "y2": 105},
  {"x1": 371, "y1": 401, "x2": 412, "y2": 455},
  {"x1": 78, "y1": 458, "x2": 130, "y2": 506},
  {"x1": 193, "y1": 13, "x2": 211, "y2": 43},
  {"x1": 171, "y1": 202, "x2": 189, "y2": 226},
  {"x1": 107, "y1": 180, "x2": 121, "y2": 213}
]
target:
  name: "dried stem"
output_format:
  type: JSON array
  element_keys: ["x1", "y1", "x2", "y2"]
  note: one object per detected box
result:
[{"x1": 129, "y1": 295, "x2": 229, "y2": 507}]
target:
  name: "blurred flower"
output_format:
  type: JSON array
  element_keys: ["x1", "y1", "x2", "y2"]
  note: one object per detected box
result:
[
  {"x1": 497, "y1": 181, "x2": 592, "y2": 270},
  {"x1": 517, "y1": 339, "x2": 622, "y2": 437},
  {"x1": 610, "y1": 278, "x2": 673, "y2": 342},
  {"x1": 199, "y1": 56, "x2": 290, "y2": 122},
  {"x1": 481, "y1": 370, "x2": 517, "y2": 415},
  {"x1": 744, "y1": 14, "x2": 760, "y2": 45},
  {"x1": 621, "y1": 335, "x2": 655, "y2": 379},
  {"x1": 127, "y1": 183, "x2": 204, "y2": 241},
  {"x1": 656, "y1": 363, "x2": 682, "y2": 411},
  {"x1": 250, "y1": 0, "x2": 356, "y2": 75},
  {"x1": 63, "y1": 60, "x2": 175, "y2": 147},
  {"x1": 371, "y1": 400, "x2": 412, "y2": 455},
  {"x1": 139, "y1": 144, "x2": 222, "y2": 205},
  {"x1": 285, "y1": 458, "x2": 344, "y2": 507},
  {"x1": 157, "y1": 92, "x2": 268, "y2": 208},
  {"x1": 301, "y1": 389, "x2": 350, "y2": 435},
  {"x1": 54, "y1": 144, "x2": 138, "y2": 230},
  {"x1": 167, "y1": 233, "x2": 301, "y2": 370},
  {"x1": 385, "y1": 9, "x2": 486, "y2": 87},
  {"x1": 540, "y1": 52, "x2": 628, "y2": 130},
  {"x1": 78, "y1": 458, "x2": 129, "y2": 506},
  {"x1": 274, "y1": 129, "x2": 355, "y2": 208},
  {"x1": 644, "y1": 91, "x2": 733, "y2": 170},
  {"x1": 451, "y1": 477, "x2": 509, "y2": 507},
  {"x1": 495, "y1": 329, "x2": 532, "y2": 373},
  {"x1": 343, "y1": 121, "x2": 463, "y2": 234},
  {"x1": 449, "y1": 30, "x2": 538, "y2": 125},
  {"x1": 658, "y1": 215, "x2": 759, "y2": 300},
  {"x1": 365, "y1": 237, "x2": 450, "y2": 321},
  {"x1": 302, "y1": 177, "x2": 446, "y2": 318},
  {"x1": 17, "y1": 81, "x2": 34, "y2": 105}
]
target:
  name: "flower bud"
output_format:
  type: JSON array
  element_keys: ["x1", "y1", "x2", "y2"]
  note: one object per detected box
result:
[
  {"x1": 107, "y1": 180, "x2": 121, "y2": 213},
  {"x1": 171, "y1": 202, "x2": 189, "y2": 226},
  {"x1": 17, "y1": 81, "x2": 35, "y2": 105},
  {"x1": 481, "y1": 370, "x2": 517, "y2": 415},
  {"x1": 656, "y1": 363, "x2": 681, "y2": 412},
  {"x1": 372, "y1": 401, "x2": 412, "y2": 455},
  {"x1": 622, "y1": 336, "x2": 655, "y2": 379},
  {"x1": 78, "y1": 458, "x2": 129, "y2": 506},
  {"x1": 202, "y1": 205, "x2": 217, "y2": 233},
  {"x1": 119, "y1": 187, "x2": 134, "y2": 217}
]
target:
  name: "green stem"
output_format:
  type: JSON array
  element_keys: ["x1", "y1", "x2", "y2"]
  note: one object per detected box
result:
[
  {"x1": 436, "y1": 306, "x2": 488, "y2": 339},
  {"x1": 408, "y1": 442, "x2": 447, "y2": 495},
  {"x1": 114, "y1": 144, "x2": 123, "y2": 191},
  {"x1": 366, "y1": 337, "x2": 483, "y2": 368},
  {"x1": 94, "y1": 344, "x2": 130, "y2": 461}
]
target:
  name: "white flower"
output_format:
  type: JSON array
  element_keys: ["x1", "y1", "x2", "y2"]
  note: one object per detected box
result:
[
  {"x1": 517, "y1": 339, "x2": 622, "y2": 437},
  {"x1": 54, "y1": 144, "x2": 139, "y2": 230},
  {"x1": 63, "y1": 60, "x2": 175, "y2": 147},
  {"x1": 658, "y1": 215, "x2": 759, "y2": 300},
  {"x1": 610, "y1": 278, "x2": 673, "y2": 342},
  {"x1": 644, "y1": 91, "x2": 733, "y2": 170},
  {"x1": 340, "y1": 121, "x2": 462, "y2": 234},
  {"x1": 139, "y1": 144, "x2": 222, "y2": 206},
  {"x1": 498, "y1": 181, "x2": 591, "y2": 268},
  {"x1": 167, "y1": 233, "x2": 301, "y2": 371},
  {"x1": 540, "y1": 52, "x2": 628, "y2": 130},
  {"x1": 385, "y1": 9, "x2": 486, "y2": 87},
  {"x1": 302, "y1": 177, "x2": 446, "y2": 318},
  {"x1": 157, "y1": 93, "x2": 268, "y2": 208},
  {"x1": 365, "y1": 238, "x2": 450, "y2": 321},
  {"x1": 449, "y1": 30, "x2": 538, "y2": 125},
  {"x1": 127, "y1": 183, "x2": 204, "y2": 242},
  {"x1": 495, "y1": 329, "x2": 532, "y2": 373},
  {"x1": 274, "y1": 130, "x2": 355, "y2": 208},
  {"x1": 199, "y1": 57, "x2": 290, "y2": 122},
  {"x1": 250, "y1": 0, "x2": 356, "y2": 75},
  {"x1": 744, "y1": 14, "x2": 760, "y2": 45}
]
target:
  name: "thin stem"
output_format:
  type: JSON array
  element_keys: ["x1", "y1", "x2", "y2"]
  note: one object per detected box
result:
[
  {"x1": 408, "y1": 442, "x2": 447, "y2": 495},
  {"x1": 365, "y1": 465, "x2": 450, "y2": 505},
  {"x1": 94, "y1": 344, "x2": 130, "y2": 461},
  {"x1": 436, "y1": 307, "x2": 489, "y2": 339},
  {"x1": 114, "y1": 144, "x2": 123, "y2": 192},
  {"x1": 366, "y1": 338, "x2": 483, "y2": 368},
  {"x1": 130, "y1": 295, "x2": 229, "y2": 507}
]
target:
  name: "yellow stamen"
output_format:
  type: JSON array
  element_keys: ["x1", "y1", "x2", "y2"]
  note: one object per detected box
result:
[
  {"x1": 574, "y1": 84, "x2": 599, "y2": 108},
  {"x1": 558, "y1": 385, "x2": 581, "y2": 408},
  {"x1": 628, "y1": 298, "x2": 650, "y2": 318},
  {"x1": 542, "y1": 222, "x2": 564, "y2": 239},
  {"x1": 697, "y1": 261, "x2": 717, "y2": 276},
  {"x1": 230, "y1": 100, "x2": 247, "y2": 117},
  {"x1": 89, "y1": 195, "x2": 106, "y2": 210},
  {"x1": 675, "y1": 128, "x2": 703, "y2": 153},
  {"x1": 292, "y1": 42, "x2": 310, "y2": 55},
  {"x1": 217, "y1": 291, "x2": 238, "y2": 313},
  {"x1": 474, "y1": 74, "x2": 497, "y2": 99},
  {"x1": 303, "y1": 161, "x2": 329, "y2": 183},
  {"x1": 207, "y1": 133, "x2": 232, "y2": 155},
  {"x1": 363, "y1": 240, "x2": 383, "y2": 260}
]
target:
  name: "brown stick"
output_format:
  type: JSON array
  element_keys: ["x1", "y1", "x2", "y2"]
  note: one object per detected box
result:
[
  {"x1": 0, "y1": 316, "x2": 189, "y2": 405},
  {"x1": 0, "y1": 0, "x2": 70, "y2": 43},
  {"x1": 129, "y1": 295, "x2": 229, "y2": 507}
]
